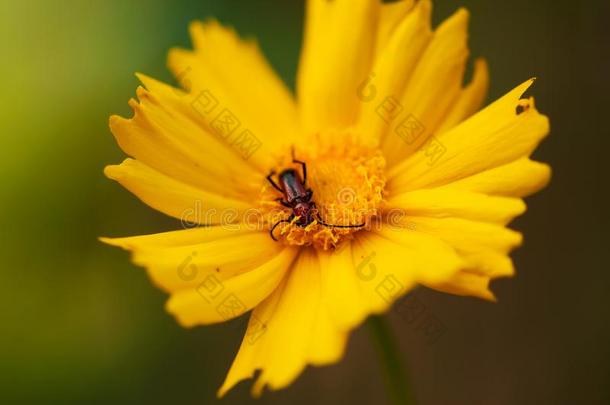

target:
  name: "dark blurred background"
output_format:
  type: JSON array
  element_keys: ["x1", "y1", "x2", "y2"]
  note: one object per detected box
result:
[{"x1": 1, "y1": 0, "x2": 608, "y2": 404}]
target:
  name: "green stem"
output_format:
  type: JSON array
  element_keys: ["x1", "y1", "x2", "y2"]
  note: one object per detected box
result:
[{"x1": 367, "y1": 315, "x2": 416, "y2": 405}]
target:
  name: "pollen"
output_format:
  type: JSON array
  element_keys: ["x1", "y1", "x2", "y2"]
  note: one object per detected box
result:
[{"x1": 258, "y1": 132, "x2": 387, "y2": 250}]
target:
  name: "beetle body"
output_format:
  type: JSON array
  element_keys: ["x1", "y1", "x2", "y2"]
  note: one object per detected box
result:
[{"x1": 277, "y1": 169, "x2": 314, "y2": 227}]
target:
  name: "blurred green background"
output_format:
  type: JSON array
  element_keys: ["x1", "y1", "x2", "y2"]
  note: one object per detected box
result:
[{"x1": 1, "y1": 0, "x2": 608, "y2": 404}]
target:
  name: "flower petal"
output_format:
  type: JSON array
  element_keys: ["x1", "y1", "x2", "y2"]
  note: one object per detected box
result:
[
  {"x1": 375, "y1": 0, "x2": 416, "y2": 55},
  {"x1": 388, "y1": 79, "x2": 550, "y2": 192},
  {"x1": 442, "y1": 157, "x2": 552, "y2": 198},
  {"x1": 387, "y1": 188, "x2": 526, "y2": 225},
  {"x1": 402, "y1": 216, "x2": 522, "y2": 290},
  {"x1": 389, "y1": 216, "x2": 523, "y2": 299},
  {"x1": 436, "y1": 57, "x2": 489, "y2": 134},
  {"x1": 357, "y1": 0, "x2": 433, "y2": 145},
  {"x1": 317, "y1": 243, "x2": 368, "y2": 331},
  {"x1": 424, "y1": 270, "x2": 497, "y2": 301},
  {"x1": 297, "y1": 0, "x2": 380, "y2": 133},
  {"x1": 101, "y1": 227, "x2": 284, "y2": 295},
  {"x1": 110, "y1": 77, "x2": 262, "y2": 197},
  {"x1": 406, "y1": 216, "x2": 522, "y2": 256},
  {"x1": 381, "y1": 8, "x2": 470, "y2": 166},
  {"x1": 101, "y1": 225, "x2": 247, "y2": 249},
  {"x1": 317, "y1": 224, "x2": 464, "y2": 335},
  {"x1": 166, "y1": 247, "x2": 299, "y2": 327},
  {"x1": 218, "y1": 249, "x2": 348, "y2": 397},
  {"x1": 167, "y1": 20, "x2": 299, "y2": 169},
  {"x1": 369, "y1": 224, "x2": 464, "y2": 284},
  {"x1": 105, "y1": 159, "x2": 251, "y2": 224}
]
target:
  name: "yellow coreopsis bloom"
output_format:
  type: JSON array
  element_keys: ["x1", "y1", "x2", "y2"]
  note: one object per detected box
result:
[{"x1": 102, "y1": 0, "x2": 550, "y2": 397}]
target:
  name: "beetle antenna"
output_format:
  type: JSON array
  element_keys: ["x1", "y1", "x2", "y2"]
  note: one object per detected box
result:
[
  {"x1": 315, "y1": 214, "x2": 365, "y2": 229},
  {"x1": 270, "y1": 219, "x2": 293, "y2": 241}
]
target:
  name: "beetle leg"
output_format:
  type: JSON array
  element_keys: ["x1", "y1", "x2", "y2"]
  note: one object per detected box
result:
[
  {"x1": 291, "y1": 147, "x2": 307, "y2": 185},
  {"x1": 275, "y1": 197, "x2": 292, "y2": 208},
  {"x1": 305, "y1": 189, "x2": 313, "y2": 202},
  {"x1": 270, "y1": 214, "x2": 295, "y2": 241},
  {"x1": 266, "y1": 171, "x2": 283, "y2": 192}
]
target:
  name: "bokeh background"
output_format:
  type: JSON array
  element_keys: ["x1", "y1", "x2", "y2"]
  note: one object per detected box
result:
[{"x1": 1, "y1": 0, "x2": 608, "y2": 404}]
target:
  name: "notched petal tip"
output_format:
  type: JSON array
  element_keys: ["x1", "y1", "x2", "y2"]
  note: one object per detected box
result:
[
  {"x1": 189, "y1": 17, "x2": 221, "y2": 34},
  {"x1": 472, "y1": 56, "x2": 488, "y2": 69},
  {"x1": 103, "y1": 159, "x2": 134, "y2": 181},
  {"x1": 513, "y1": 231, "x2": 525, "y2": 249},
  {"x1": 98, "y1": 236, "x2": 114, "y2": 245},
  {"x1": 135, "y1": 85, "x2": 154, "y2": 103},
  {"x1": 98, "y1": 236, "x2": 129, "y2": 249},
  {"x1": 471, "y1": 57, "x2": 489, "y2": 81},
  {"x1": 484, "y1": 291, "x2": 498, "y2": 303},
  {"x1": 108, "y1": 114, "x2": 122, "y2": 128},
  {"x1": 506, "y1": 198, "x2": 528, "y2": 224},
  {"x1": 218, "y1": 370, "x2": 267, "y2": 399},
  {"x1": 134, "y1": 72, "x2": 156, "y2": 90},
  {"x1": 538, "y1": 162, "x2": 552, "y2": 188},
  {"x1": 437, "y1": 6, "x2": 470, "y2": 33},
  {"x1": 514, "y1": 77, "x2": 538, "y2": 102},
  {"x1": 455, "y1": 6, "x2": 471, "y2": 20},
  {"x1": 475, "y1": 280, "x2": 498, "y2": 302},
  {"x1": 499, "y1": 78, "x2": 549, "y2": 135},
  {"x1": 103, "y1": 163, "x2": 121, "y2": 180},
  {"x1": 164, "y1": 299, "x2": 199, "y2": 329},
  {"x1": 216, "y1": 366, "x2": 262, "y2": 398},
  {"x1": 510, "y1": 77, "x2": 535, "y2": 97},
  {"x1": 188, "y1": 18, "x2": 245, "y2": 51},
  {"x1": 133, "y1": 71, "x2": 147, "y2": 82}
]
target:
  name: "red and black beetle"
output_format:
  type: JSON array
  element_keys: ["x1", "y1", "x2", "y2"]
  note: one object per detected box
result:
[{"x1": 266, "y1": 149, "x2": 365, "y2": 241}]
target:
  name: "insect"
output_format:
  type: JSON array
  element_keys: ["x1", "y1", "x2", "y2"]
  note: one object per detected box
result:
[{"x1": 266, "y1": 150, "x2": 366, "y2": 241}]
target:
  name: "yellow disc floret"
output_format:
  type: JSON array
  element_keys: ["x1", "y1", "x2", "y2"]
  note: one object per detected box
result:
[{"x1": 259, "y1": 132, "x2": 386, "y2": 250}]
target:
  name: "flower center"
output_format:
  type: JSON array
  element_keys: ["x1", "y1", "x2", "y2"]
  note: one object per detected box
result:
[{"x1": 258, "y1": 133, "x2": 386, "y2": 250}]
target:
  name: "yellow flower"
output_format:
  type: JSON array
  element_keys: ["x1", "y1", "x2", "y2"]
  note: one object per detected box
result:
[{"x1": 102, "y1": 0, "x2": 550, "y2": 397}]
